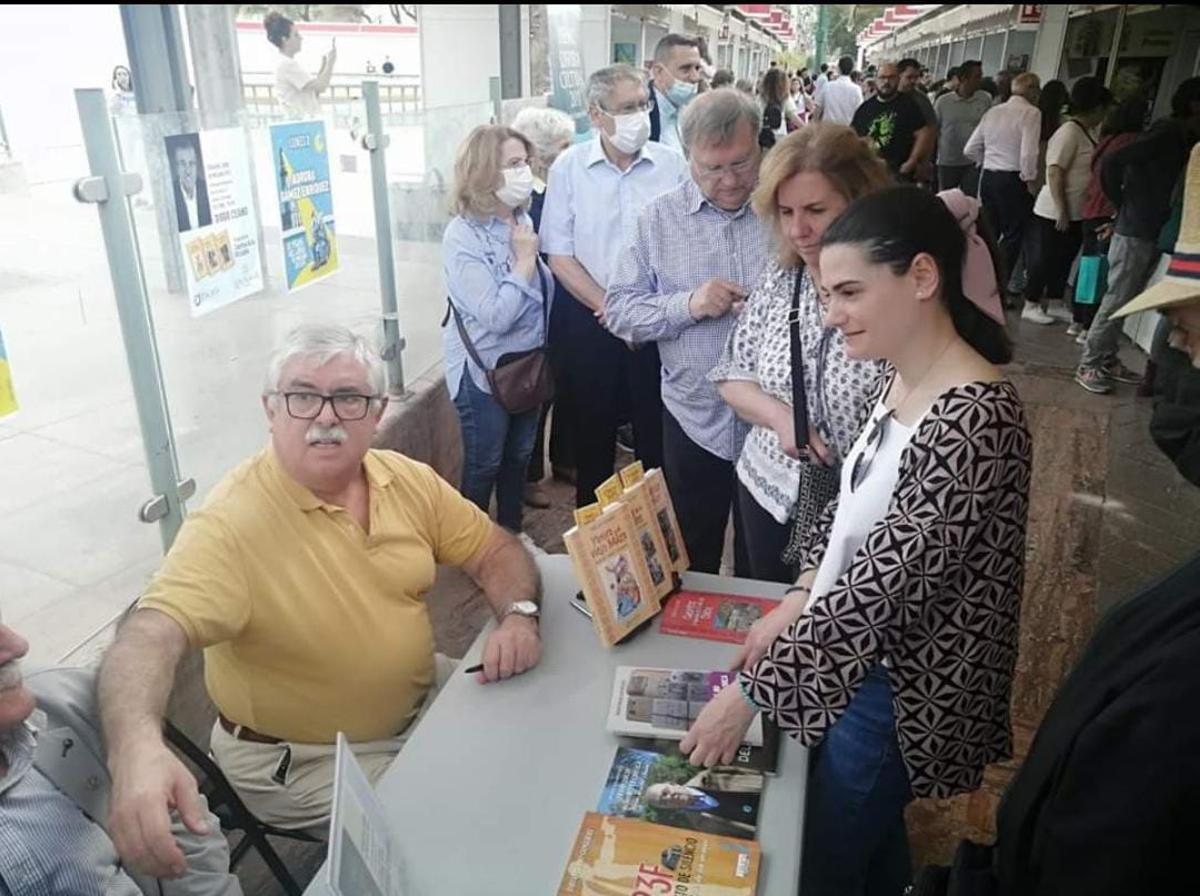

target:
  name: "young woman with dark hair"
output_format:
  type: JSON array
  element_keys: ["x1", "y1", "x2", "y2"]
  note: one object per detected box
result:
[
  {"x1": 264, "y1": 10, "x2": 336, "y2": 119},
  {"x1": 685, "y1": 185, "x2": 1031, "y2": 896}
]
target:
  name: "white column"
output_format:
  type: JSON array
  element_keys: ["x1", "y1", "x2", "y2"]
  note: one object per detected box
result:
[
  {"x1": 418, "y1": 4, "x2": 501, "y2": 108},
  {"x1": 1028, "y1": 4, "x2": 1069, "y2": 84},
  {"x1": 580, "y1": 4, "x2": 612, "y2": 77}
]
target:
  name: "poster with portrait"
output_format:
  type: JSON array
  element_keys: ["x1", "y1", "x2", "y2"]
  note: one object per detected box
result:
[
  {"x1": 269, "y1": 120, "x2": 340, "y2": 292},
  {"x1": 0, "y1": 328, "x2": 18, "y2": 418},
  {"x1": 164, "y1": 129, "x2": 265, "y2": 317}
]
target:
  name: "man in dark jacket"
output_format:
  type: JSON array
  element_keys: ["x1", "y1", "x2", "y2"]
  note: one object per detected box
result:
[{"x1": 1076, "y1": 77, "x2": 1200, "y2": 394}]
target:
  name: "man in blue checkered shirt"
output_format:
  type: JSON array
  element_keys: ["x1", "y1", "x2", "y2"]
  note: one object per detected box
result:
[{"x1": 606, "y1": 88, "x2": 771, "y2": 573}]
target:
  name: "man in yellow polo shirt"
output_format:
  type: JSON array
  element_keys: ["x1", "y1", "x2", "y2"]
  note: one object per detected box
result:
[{"x1": 96, "y1": 324, "x2": 542, "y2": 880}]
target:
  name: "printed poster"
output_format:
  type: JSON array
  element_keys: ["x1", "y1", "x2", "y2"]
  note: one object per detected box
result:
[
  {"x1": 270, "y1": 120, "x2": 340, "y2": 292},
  {"x1": 0, "y1": 328, "x2": 17, "y2": 418},
  {"x1": 547, "y1": 5, "x2": 591, "y2": 137},
  {"x1": 164, "y1": 129, "x2": 264, "y2": 317}
]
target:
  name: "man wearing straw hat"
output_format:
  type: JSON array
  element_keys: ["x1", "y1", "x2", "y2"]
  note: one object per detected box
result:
[
  {"x1": 1075, "y1": 77, "x2": 1200, "y2": 394},
  {"x1": 1111, "y1": 142, "x2": 1200, "y2": 484}
]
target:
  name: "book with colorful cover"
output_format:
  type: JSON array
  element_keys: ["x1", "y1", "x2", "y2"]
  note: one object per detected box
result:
[
  {"x1": 607, "y1": 667, "x2": 765, "y2": 747},
  {"x1": 598, "y1": 473, "x2": 674, "y2": 605},
  {"x1": 636, "y1": 467, "x2": 690, "y2": 575},
  {"x1": 659, "y1": 591, "x2": 781, "y2": 644},
  {"x1": 597, "y1": 744, "x2": 764, "y2": 839},
  {"x1": 619, "y1": 731, "x2": 779, "y2": 777},
  {"x1": 564, "y1": 503, "x2": 662, "y2": 648},
  {"x1": 556, "y1": 812, "x2": 760, "y2": 896}
]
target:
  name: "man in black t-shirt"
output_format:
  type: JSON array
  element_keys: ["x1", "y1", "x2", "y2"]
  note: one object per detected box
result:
[{"x1": 852, "y1": 61, "x2": 931, "y2": 180}]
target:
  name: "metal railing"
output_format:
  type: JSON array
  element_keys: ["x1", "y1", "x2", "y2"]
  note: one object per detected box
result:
[{"x1": 240, "y1": 78, "x2": 422, "y2": 128}]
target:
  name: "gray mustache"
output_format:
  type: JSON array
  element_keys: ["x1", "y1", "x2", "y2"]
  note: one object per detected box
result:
[{"x1": 306, "y1": 424, "x2": 348, "y2": 445}]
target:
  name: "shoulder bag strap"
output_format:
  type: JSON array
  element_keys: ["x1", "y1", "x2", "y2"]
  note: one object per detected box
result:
[
  {"x1": 789, "y1": 266, "x2": 810, "y2": 449},
  {"x1": 446, "y1": 298, "x2": 490, "y2": 373}
]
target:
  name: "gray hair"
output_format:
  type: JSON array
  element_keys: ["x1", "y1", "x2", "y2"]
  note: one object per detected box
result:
[
  {"x1": 511, "y1": 106, "x2": 576, "y2": 162},
  {"x1": 679, "y1": 87, "x2": 761, "y2": 152},
  {"x1": 263, "y1": 323, "x2": 386, "y2": 399},
  {"x1": 586, "y1": 64, "x2": 645, "y2": 111}
]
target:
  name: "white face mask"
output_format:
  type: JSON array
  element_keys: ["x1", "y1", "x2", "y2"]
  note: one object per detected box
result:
[
  {"x1": 606, "y1": 110, "x2": 651, "y2": 155},
  {"x1": 495, "y1": 164, "x2": 534, "y2": 208}
]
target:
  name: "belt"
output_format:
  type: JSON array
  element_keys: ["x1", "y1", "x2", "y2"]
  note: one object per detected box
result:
[{"x1": 218, "y1": 713, "x2": 284, "y2": 745}]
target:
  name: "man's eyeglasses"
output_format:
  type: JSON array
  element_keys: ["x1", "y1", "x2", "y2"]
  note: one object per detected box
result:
[
  {"x1": 850, "y1": 410, "x2": 895, "y2": 492},
  {"x1": 694, "y1": 155, "x2": 759, "y2": 181},
  {"x1": 272, "y1": 391, "x2": 377, "y2": 421}
]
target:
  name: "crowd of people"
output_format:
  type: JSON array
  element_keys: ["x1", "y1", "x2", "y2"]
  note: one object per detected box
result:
[{"x1": 3, "y1": 28, "x2": 1200, "y2": 896}]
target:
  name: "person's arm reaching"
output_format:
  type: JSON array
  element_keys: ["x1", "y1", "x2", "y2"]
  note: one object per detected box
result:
[
  {"x1": 460, "y1": 524, "x2": 542, "y2": 683},
  {"x1": 313, "y1": 39, "x2": 337, "y2": 93},
  {"x1": 99, "y1": 609, "x2": 209, "y2": 880}
]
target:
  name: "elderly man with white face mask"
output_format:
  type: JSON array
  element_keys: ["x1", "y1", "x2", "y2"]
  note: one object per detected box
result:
[
  {"x1": 97, "y1": 324, "x2": 543, "y2": 879},
  {"x1": 542, "y1": 63, "x2": 688, "y2": 508},
  {"x1": 0, "y1": 614, "x2": 240, "y2": 895}
]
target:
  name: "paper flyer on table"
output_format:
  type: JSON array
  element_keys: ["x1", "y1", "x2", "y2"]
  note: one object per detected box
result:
[{"x1": 327, "y1": 733, "x2": 407, "y2": 896}]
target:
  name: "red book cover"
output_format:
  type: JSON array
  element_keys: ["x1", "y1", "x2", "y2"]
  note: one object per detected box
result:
[{"x1": 658, "y1": 591, "x2": 781, "y2": 644}]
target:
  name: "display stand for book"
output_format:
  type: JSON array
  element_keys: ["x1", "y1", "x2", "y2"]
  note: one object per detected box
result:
[{"x1": 576, "y1": 571, "x2": 683, "y2": 643}]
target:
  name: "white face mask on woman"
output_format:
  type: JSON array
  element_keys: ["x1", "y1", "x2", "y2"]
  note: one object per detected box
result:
[
  {"x1": 495, "y1": 164, "x2": 535, "y2": 208},
  {"x1": 606, "y1": 110, "x2": 652, "y2": 155}
]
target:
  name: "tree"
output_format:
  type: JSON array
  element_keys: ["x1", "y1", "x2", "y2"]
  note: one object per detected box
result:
[{"x1": 825, "y1": 4, "x2": 886, "y2": 61}]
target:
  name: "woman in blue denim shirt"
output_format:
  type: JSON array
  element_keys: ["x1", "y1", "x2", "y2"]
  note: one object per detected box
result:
[{"x1": 443, "y1": 125, "x2": 554, "y2": 532}]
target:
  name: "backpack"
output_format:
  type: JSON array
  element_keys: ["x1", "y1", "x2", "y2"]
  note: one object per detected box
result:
[
  {"x1": 759, "y1": 103, "x2": 782, "y2": 149},
  {"x1": 914, "y1": 551, "x2": 1200, "y2": 895}
]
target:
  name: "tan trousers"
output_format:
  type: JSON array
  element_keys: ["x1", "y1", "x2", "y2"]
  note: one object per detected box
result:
[{"x1": 209, "y1": 653, "x2": 457, "y2": 837}]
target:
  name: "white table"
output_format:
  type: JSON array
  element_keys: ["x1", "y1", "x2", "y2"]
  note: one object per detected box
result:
[{"x1": 305, "y1": 554, "x2": 808, "y2": 895}]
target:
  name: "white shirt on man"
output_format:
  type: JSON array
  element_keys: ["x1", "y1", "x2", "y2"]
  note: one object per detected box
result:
[
  {"x1": 817, "y1": 76, "x2": 863, "y2": 126},
  {"x1": 275, "y1": 54, "x2": 321, "y2": 117},
  {"x1": 182, "y1": 189, "x2": 198, "y2": 231},
  {"x1": 963, "y1": 94, "x2": 1042, "y2": 182}
]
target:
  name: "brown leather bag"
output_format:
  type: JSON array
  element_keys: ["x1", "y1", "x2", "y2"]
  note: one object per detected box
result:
[{"x1": 445, "y1": 265, "x2": 555, "y2": 415}]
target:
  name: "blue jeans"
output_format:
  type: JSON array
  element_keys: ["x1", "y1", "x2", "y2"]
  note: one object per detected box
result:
[
  {"x1": 452, "y1": 367, "x2": 540, "y2": 532},
  {"x1": 801, "y1": 665, "x2": 914, "y2": 896}
]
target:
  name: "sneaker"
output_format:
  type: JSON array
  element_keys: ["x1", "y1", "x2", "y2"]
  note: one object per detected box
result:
[
  {"x1": 1075, "y1": 328, "x2": 1090, "y2": 346},
  {"x1": 1075, "y1": 366, "x2": 1114, "y2": 394},
  {"x1": 1066, "y1": 322, "x2": 1083, "y2": 337},
  {"x1": 1021, "y1": 303, "x2": 1055, "y2": 325},
  {"x1": 523, "y1": 482, "x2": 551, "y2": 509},
  {"x1": 1044, "y1": 300, "x2": 1074, "y2": 322},
  {"x1": 1102, "y1": 359, "x2": 1142, "y2": 385}
]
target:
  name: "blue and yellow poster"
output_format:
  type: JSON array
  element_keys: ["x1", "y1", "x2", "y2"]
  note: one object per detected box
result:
[
  {"x1": 269, "y1": 120, "x2": 340, "y2": 292},
  {"x1": 0, "y1": 328, "x2": 18, "y2": 418}
]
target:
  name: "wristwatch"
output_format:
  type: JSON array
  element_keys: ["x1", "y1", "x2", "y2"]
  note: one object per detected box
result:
[{"x1": 501, "y1": 600, "x2": 540, "y2": 623}]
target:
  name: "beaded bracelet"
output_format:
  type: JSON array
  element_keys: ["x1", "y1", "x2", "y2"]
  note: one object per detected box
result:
[{"x1": 735, "y1": 673, "x2": 759, "y2": 712}]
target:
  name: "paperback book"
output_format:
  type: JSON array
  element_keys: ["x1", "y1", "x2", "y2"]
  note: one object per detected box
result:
[
  {"x1": 659, "y1": 591, "x2": 781, "y2": 644},
  {"x1": 607, "y1": 667, "x2": 765, "y2": 747}
]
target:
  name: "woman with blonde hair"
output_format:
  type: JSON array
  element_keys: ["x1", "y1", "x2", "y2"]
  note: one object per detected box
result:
[
  {"x1": 709, "y1": 123, "x2": 892, "y2": 582},
  {"x1": 442, "y1": 125, "x2": 554, "y2": 533}
]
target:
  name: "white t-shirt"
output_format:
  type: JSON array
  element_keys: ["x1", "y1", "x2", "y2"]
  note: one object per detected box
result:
[
  {"x1": 275, "y1": 54, "x2": 321, "y2": 118},
  {"x1": 1033, "y1": 119, "x2": 1098, "y2": 222},
  {"x1": 809, "y1": 397, "x2": 922, "y2": 605},
  {"x1": 817, "y1": 77, "x2": 864, "y2": 126}
]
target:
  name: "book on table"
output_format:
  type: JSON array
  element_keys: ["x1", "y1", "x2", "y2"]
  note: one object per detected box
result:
[
  {"x1": 597, "y1": 471, "x2": 675, "y2": 606},
  {"x1": 564, "y1": 502, "x2": 663, "y2": 648},
  {"x1": 607, "y1": 666, "x2": 766, "y2": 747},
  {"x1": 659, "y1": 590, "x2": 782, "y2": 644},
  {"x1": 597, "y1": 742, "x2": 765, "y2": 839},
  {"x1": 634, "y1": 465, "x2": 690, "y2": 575},
  {"x1": 557, "y1": 812, "x2": 760, "y2": 896}
]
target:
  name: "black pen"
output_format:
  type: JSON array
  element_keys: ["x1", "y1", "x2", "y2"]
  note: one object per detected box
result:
[{"x1": 463, "y1": 663, "x2": 484, "y2": 675}]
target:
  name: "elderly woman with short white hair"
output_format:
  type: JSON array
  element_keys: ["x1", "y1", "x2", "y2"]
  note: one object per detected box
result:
[{"x1": 511, "y1": 106, "x2": 576, "y2": 232}]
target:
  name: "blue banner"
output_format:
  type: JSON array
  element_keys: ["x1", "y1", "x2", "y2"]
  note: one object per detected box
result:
[{"x1": 269, "y1": 120, "x2": 340, "y2": 291}]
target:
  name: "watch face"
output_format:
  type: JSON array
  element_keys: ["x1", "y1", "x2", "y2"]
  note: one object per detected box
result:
[{"x1": 510, "y1": 600, "x2": 540, "y2": 616}]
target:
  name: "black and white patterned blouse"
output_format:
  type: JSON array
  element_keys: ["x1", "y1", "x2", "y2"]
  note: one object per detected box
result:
[
  {"x1": 741, "y1": 380, "x2": 1033, "y2": 799},
  {"x1": 709, "y1": 261, "x2": 884, "y2": 523}
]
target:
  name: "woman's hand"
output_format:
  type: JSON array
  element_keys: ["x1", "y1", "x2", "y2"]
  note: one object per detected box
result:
[
  {"x1": 680, "y1": 683, "x2": 758, "y2": 768},
  {"x1": 511, "y1": 223, "x2": 539, "y2": 262},
  {"x1": 733, "y1": 592, "x2": 808, "y2": 670},
  {"x1": 1055, "y1": 211, "x2": 1071, "y2": 233},
  {"x1": 774, "y1": 410, "x2": 800, "y2": 460},
  {"x1": 806, "y1": 426, "x2": 834, "y2": 466}
]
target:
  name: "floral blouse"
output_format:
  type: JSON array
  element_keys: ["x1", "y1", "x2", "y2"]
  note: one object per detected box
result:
[
  {"x1": 709, "y1": 261, "x2": 884, "y2": 523},
  {"x1": 741, "y1": 380, "x2": 1033, "y2": 799}
]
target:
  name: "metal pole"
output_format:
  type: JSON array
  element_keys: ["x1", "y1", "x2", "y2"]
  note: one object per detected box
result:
[
  {"x1": 489, "y1": 75, "x2": 503, "y2": 124},
  {"x1": 72, "y1": 88, "x2": 191, "y2": 551},
  {"x1": 1103, "y1": 6, "x2": 1128, "y2": 89},
  {"x1": 362, "y1": 81, "x2": 406, "y2": 396}
]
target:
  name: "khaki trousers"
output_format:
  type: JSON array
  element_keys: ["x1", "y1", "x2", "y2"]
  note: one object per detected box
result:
[{"x1": 209, "y1": 653, "x2": 457, "y2": 837}]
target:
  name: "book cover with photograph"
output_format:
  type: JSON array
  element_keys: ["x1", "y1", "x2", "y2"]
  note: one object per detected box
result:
[
  {"x1": 607, "y1": 667, "x2": 765, "y2": 746},
  {"x1": 556, "y1": 812, "x2": 760, "y2": 896},
  {"x1": 564, "y1": 503, "x2": 662, "y2": 648},
  {"x1": 638, "y1": 467, "x2": 690, "y2": 574},
  {"x1": 659, "y1": 591, "x2": 781, "y2": 644},
  {"x1": 597, "y1": 473, "x2": 674, "y2": 605},
  {"x1": 597, "y1": 744, "x2": 764, "y2": 839}
]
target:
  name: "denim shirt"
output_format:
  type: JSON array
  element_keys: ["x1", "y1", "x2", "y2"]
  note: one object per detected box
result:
[{"x1": 442, "y1": 212, "x2": 553, "y2": 397}]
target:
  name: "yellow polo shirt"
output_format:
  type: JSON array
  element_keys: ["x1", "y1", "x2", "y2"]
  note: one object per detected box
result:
[{"x1": 139, "y1": 447, "x2": 492, "y2": 743}]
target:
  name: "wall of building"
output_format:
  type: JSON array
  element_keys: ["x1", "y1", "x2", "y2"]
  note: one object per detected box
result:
[{"x1": 417, "y1": 4, "x2": 500, "y2": 109}]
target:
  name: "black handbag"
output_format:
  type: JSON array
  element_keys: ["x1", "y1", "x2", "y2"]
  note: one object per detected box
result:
[
  {"x1": 445, "y1": 264, "x2": 555, "y2": 415},
  {"x1": 780, "y1": 266, "x2": 841, "y2": 567}
]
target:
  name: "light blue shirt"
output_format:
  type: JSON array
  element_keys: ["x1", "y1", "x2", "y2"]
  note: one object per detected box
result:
[
  {"x1": 540, "y1": 136, "x2": 687, "y2": 289},
  {"x1": 606, "y1": 179, "x2": 770, "y2": 461},
  {"x1": 442, "y1": 213, "x2": 553, "y2": 397},
  {"x1": 0, "y1": 724, "x2": 141, "y2": 896},
  {"x1": 653, "y1": 86, "x2": 685, "y2": 153}
]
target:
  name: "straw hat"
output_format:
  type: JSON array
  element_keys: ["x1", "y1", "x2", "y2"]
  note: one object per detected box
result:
[{"x1": 1114, "y1": 143, "x2": 1200, "y2": 319}]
